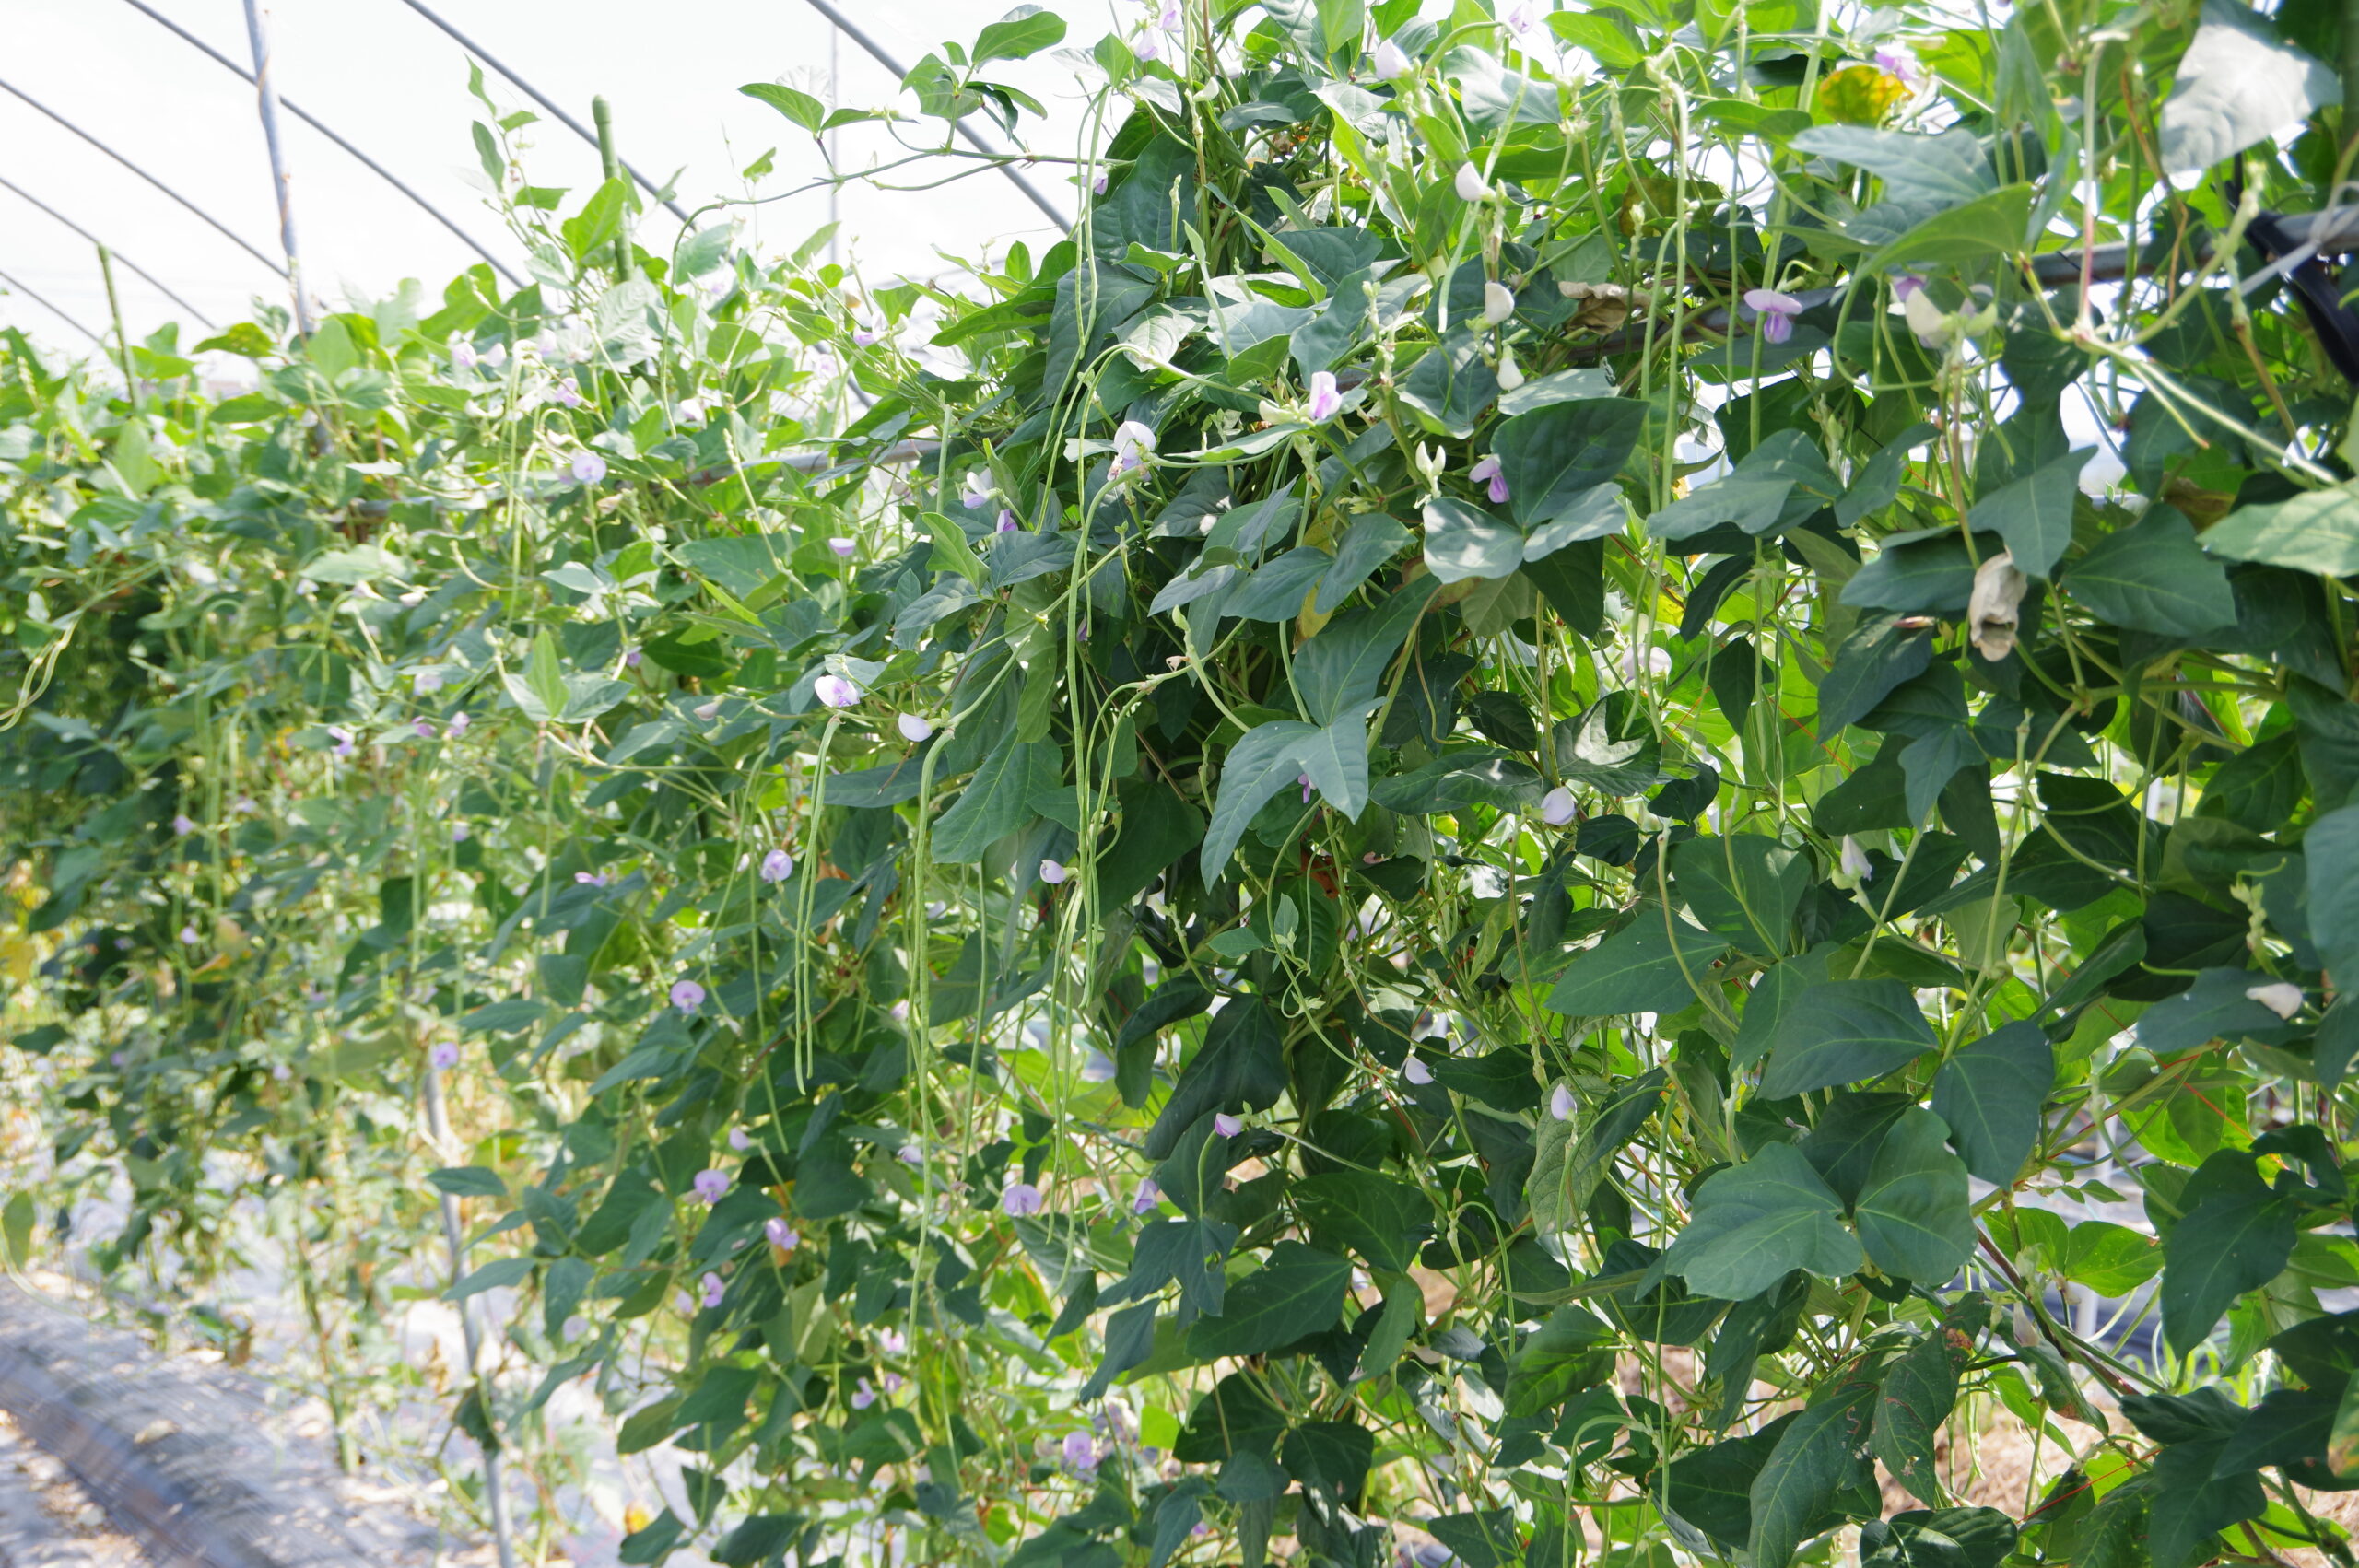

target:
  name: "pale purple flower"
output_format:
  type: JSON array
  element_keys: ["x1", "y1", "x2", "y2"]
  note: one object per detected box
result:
[
  {"x1": 451, "y1": 340, "x2": 477, "y2": 371},
  {"x1": 694, "y1": 699, "x2": 722, "y2": 722},
  {"x1": 449, "y1": 711, "x2": 470, "y2": 736},
  {"x1": 1839, "y1": 835, "x2": 1874, "y2": 883},
  {"x1": 898, "y1": 713, "x2": 933, "y2": 743},
  {"x1": 624, "y1": 646, "x2": 643, "y2": 668},
  {"x1": 1874, "y1": 45, "x2": 1918, "y2": 84},
  {"x1": 416, "y1": 669, "x2": 445, "y2": 693},
  {"x1": 827, "y1": 536, "x2": 855, "y2": 558},
  {"x1": 761, "y1": 848, "x2": 794, "y2": 883},
  {"x1": 1062, "y1": 1431, "x2": 1098, "y2": 1470},
  {"x1": 692, "y1": 1167, "x2": 730, "y2": 1204},
  {"x1": 1110, "y1": 419, "x2": 1156, "y2": 476},
  {"x1": 1156, "y1": 0, "x2": 1180, "y2": 27},
  {"x1": 959, "y1": 474, "x2": 992, "y2": 509},
  {"x1": 1372, "y1": 37, "x2": 1412, "y2": 78},
  {"x1": 1214, "y1": 1113, "x2": 1244, "y2": 1138},
  {"x1": 897, "y1": 1142, "x2": 923, "y2": 1165},
  {"x1": 881, "y1": 1372, "x2": 904, "y2": 1394},
  {"x1": 1132, "y1": 1179, "x2": 1161, "y2": 1214},
  {"x1": 1134, "y1": 24, "x2": 1165, "y2": 61},
  {"x1": 330, "y1": 726, "x2": 356, "y2": 758},
  {"x1": 430, "y1": 1041, "x2": 460, "y2": 1071},
  {"x1": 452, "y1": 823, "x2": 471, "y2": 842},
  {"x1": 1503, "y1": 0, "x2": 1541, "y2": 40},
  {"x1": 1039, "y1": 859, "x2": 1068, "y2": 885},
  {"x1": 996, "y1": 509, "x2": 1019, "y2": 532},
  {"x1": 729, "y1": 1126, "x2": 753, "y2": 1152},
  {"x1": 1470, "y1": 455, "x2": 1509, "y2": 504},
  {"x1": 569, "y1": 451, "x2": 607, "y2": 485},
  {"x1": 1003, "y1": 1182, "x2": 1045, "y2": 1217},
  {"x1": 1541, "y1": 786, "x2": 1577, "y2": 825},
  {"x1": 1549, "y1": 1083, "x2": 1576, "y2": 1121},
  {"x1": 1402, "y1": 1057, "x2": 1434, "y2": 1086},
  {"x1": 1454, "y1": 161, "x2": 1490, "y2": 202},
  {"x1": 172, "y1": 814, "x2": 196, "y2": 836},
  {"x1": 553, "y1": 380, "x2": 584, "y2": 408},
  {"x1": 766, "y1": 1218, "x2": 800, "y2": 1251},
  {"x1": 1092, "y1": 170, "x2": 1109, "y2": 194},
  {"x1": 576, "y1": 871, "x2": 609, "y2": 887},
  {"x1": 889, "y1": 1000, "x2": 910, "y2": 1024},
  {"x1": 700, "y1": 1271, "x2": 725, "y2": 1308},
  {"x1": 1305, "y1": 370, "x2": 1342, "y2": 422},
  {"x1": 878, "y1": 1328, "x2": 907, "y2": 1354},
  {"x1": 851, "y1": 1378, "x2": 876, "y2": 1410},
  {"x1": 1744, "y1": 288, "x2": 1803, "y2": 345},
  {"x1": 413, "y1": 718, "x2": 437, "y2": 740},
  {"x1": 814, "y1": 673, "x2": 860, "y2": 708},
  {"x1": 672, "y1": 979, "x2": 707, "y2": 1013},
  {"x1": 1299, "y1": 772, "x2": 1315, "y2": 803},
  {"x1": 853, "y1": 328, "x2": 884, "y2": 346},
  {"x1": 1081, "y1": 1048, "x2": 1117, "y2": 1082},
  {"x1": 1892, "y1": 274, "x2": 1926, "y2": 301}
]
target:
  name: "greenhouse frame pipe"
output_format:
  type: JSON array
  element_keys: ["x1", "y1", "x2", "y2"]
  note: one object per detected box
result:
[
  {"x1": 119, "y1": 0, "x2": 523, "y2": 288},
  {"x1": 797, "y1": 0, "x2": 1073, "y2": 231},
  {"x1": 0, "y1": 175, "x2": 217, "y2": 327},
  {"x1": 392, "y1": 0, "x2": 692, "y2": 224},
  {"x1": 0, "y1": 267, "x2": 107, "y2": 347},
  {"x1": 0, "y1": 77, "x2": 287, "y2": 279},
  {"x1": 241, "y1": 0, "x2": 313, "y2": 335}
]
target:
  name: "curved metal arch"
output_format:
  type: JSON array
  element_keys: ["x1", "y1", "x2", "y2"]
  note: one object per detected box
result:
[
  {"x1": 393, "y1": 0, "x2": 693, "y2": 225},
  {"x1": 0, "y1": 267, "x2": 107, "y2": 347},
  {"x1": 0, "y1": 175, "x2": 217, "y2": 327},
  {"x1": 0, "y1": 76, "x2": 287, "y2": 278},
  {"x1": 118, "y1": 0, "x2": 523, "y2": 289}
]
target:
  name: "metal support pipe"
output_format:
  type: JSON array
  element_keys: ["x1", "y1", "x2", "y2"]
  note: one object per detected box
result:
[
  {"x1": 0, "y1": 267, "x2": 107, "y2": 347},
  {"x1": 240, "y1": 0, "x2": 311, "y2": 335},
  {"x1": 392, "y1": 0, "x2": 691, "y2": 224},
  {"x1": 0, "y1": 174, "x2": 216, "y2": 327},
  {"x1": 797, "y1": 0, "x2": 1072, "y2": 230},
  {"x1": 420, "y1": 1065, "x2": 520, "y2": 1568},
  {"x1": 0, "y1": 78, "x2": 286, "y2": 279},
  {"x1": 119, "y1": 0, "x2": 522, "y2": 288}
]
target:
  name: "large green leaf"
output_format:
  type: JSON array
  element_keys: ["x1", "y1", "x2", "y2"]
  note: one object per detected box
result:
[
  {"x1": 1543, "y1": 910, "x2": 1728, "y2": 1016},
  {"x1": 1963, "y1": 447, "x2": 2091, "y2": 579},
  {"x1": 1295, "y1": 1172, "x2": 1434, "y2": 1273},
  {"x1": 1423, "y1": 497, "x2": 1523, "y2": 582},
  {"x1": 2203, "y1": 483, "x2": 2359, "y2": 576},
  {"x1": 1749, "y1": 1383, "x2": 1876, "y2": 1568},
  {"x1": 2161, "y1": 1150, "x2": 2299, "y2": 1356},
  {"x1": 2156, "y1": 2, "x2": 2339, "y2": 172},
  {"x1": 1658, "y1": 1142, "x2": 1864, "y2": 1299},
  {"x1": 1853, "y1": 1108, "x2": 1976, "y2": 1284},
  {"x1": 1144, "y1": 998, "x2": 1287, "y2": 1159},
  {"x1": 1871, "y1": 1299, "x2": 1984, "y2": 1504},
  {"x1": 1756, "y1": 979, "x2": 1938, "y2": 1099},
  {"x1": 1815, "y1": 617, "x2": 1935, "y2": 739},
  {"x1": 2306, "y1": 801, "x2": 2359, "y2": 983},
  {"x1": 1928, "y1": 1021, "x2": 2053, "y2": 1184},
  {"x1": 1186, "y1": 1241, "x2": 1352, "y2": 1359},
  {"x1": 972, "y1": 5, "x2": 1067, "y2": 63},
  {"x1": 1494, "y1": 399, "x2": 1648, "y2": 527},
  {"x1": 931, "y1": 738, "x2": 1062, "y2": 862},
  {"x1": 1526, "y1": 1068, "x2": 1668, "y2": 1234},
  {"x1": 1503, "y1": 1305, "x2": 1618, "y2": 1418},
  {"x1": 1672, "y1": 833, "x2": 1809, "y2": 956},
  {"x1": 1789, "y1": 125, "x2": 1995, "y2": 208},
  {"x1": 1200, "y1": 715, "x2": 1370, "y2": 882},
  {"x1": 2065, "y1": 507, "x2": 2237, "y2": 635}
]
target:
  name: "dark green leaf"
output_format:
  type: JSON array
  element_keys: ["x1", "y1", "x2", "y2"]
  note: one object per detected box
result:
[
  {"x1": 1658, "y1": 1142, "x2": 1864, "y2": 1300},
  {"x1": 1929, "y1": 1021, "x2": 2053, "y2": 1184},
  {"x1": 1853, "y1": 1107, "x2": 1976, "y2": 1284},
  {"x1": 2161, "y1": 1150, "x2": 2299, "y2": 1357},
  {"x1": 1756, "y1": 979, "x2": 1938, "y2": 1100},
  {"x1": 1186, "y1": 1241, "x2": 1352, "y2": 1358}
]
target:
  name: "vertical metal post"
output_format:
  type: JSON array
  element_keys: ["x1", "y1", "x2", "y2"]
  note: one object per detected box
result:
[
  {"x1": 95, "y1": 245, "x2": 135, "y2": 399},
  {"x1": 422, "y1": 1064, "x2": 520, "y2": 1568},
  {"x1": 827, "y1": 27, "x2": 840, "y2": 270},
  {"x1": 591, "y1": 97, "x2": 633, "y2": 278},
  {"x1": 238, "y1": 0, "x2": 311, "y2": 334}
]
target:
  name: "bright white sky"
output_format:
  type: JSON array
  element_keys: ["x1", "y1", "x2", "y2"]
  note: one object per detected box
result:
[{"x1": 0, "y1": 0, "x2": 1111, "y2": 352}]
